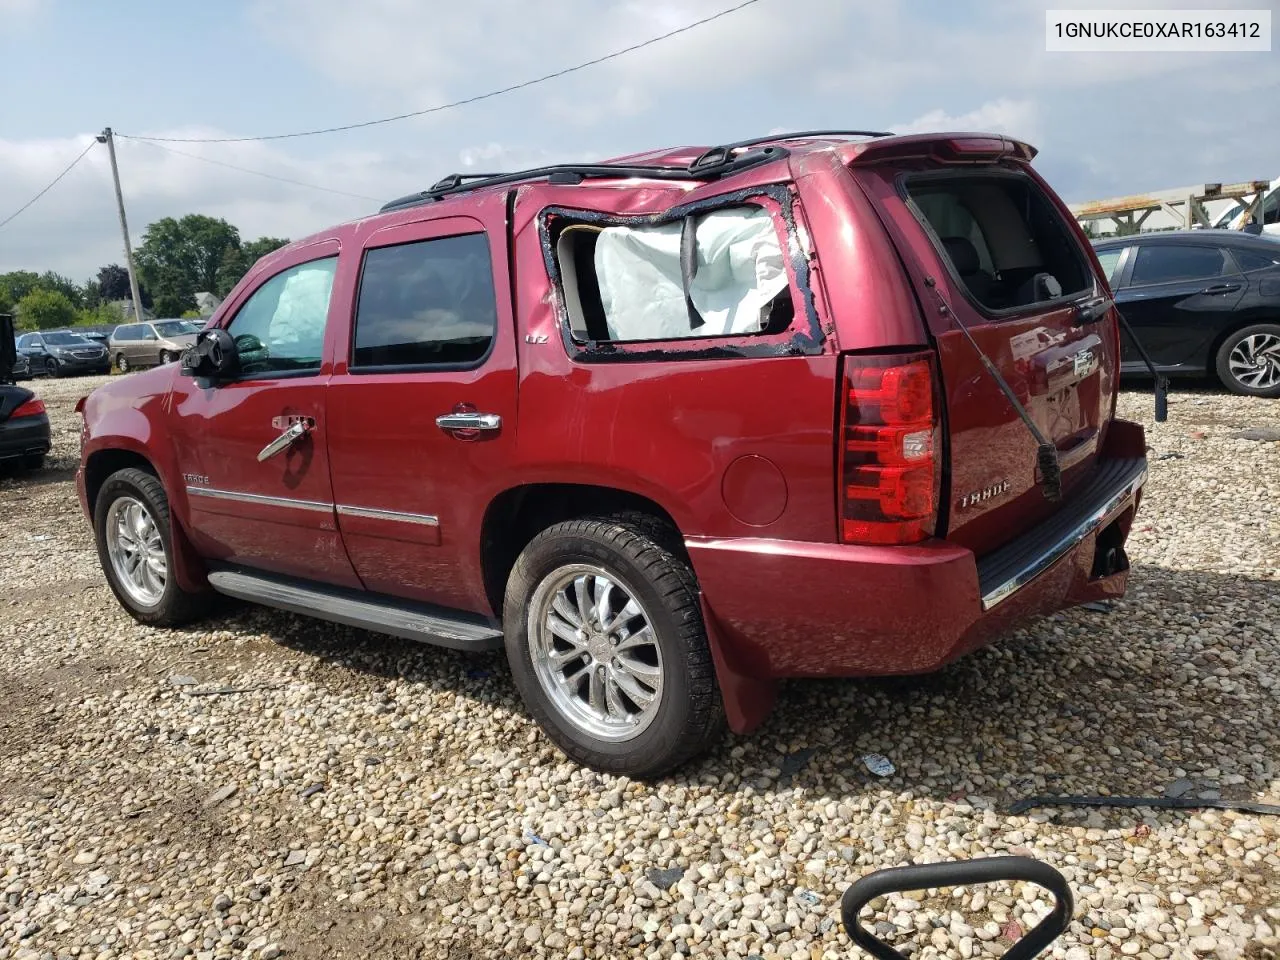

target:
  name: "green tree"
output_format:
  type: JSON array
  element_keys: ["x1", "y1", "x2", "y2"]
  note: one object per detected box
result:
[
  {"x1": 76, "y1": 302, "x2": 125, "y2": 327},
  {"x1": 0, "y1": 271, "x2": 42, "y2": 307},
  {"x1": 16, "y1": 288, "x2": 78, "y2": 330},
  {"x1": 217, "y1": 236, "x2": 290, "y2": 296},
  {"x1": 38, "y1": 270, "x2": 85, "y2": 308},
  {"x1": 136, "y1": 214, "x2": 241, "y2": 316}
]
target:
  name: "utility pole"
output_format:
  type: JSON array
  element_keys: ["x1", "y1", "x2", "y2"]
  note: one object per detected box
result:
[{"x1": 96, "y1": 128, "x2": 146, "y2": 325}]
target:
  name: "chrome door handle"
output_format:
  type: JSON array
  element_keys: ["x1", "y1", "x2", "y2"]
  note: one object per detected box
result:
[
  {"x1": 435, "y1": 412, "x2": 501, "y2": 432},
  {"x1": 257, "y1": 418, "x2": 314, "y2": 462}
]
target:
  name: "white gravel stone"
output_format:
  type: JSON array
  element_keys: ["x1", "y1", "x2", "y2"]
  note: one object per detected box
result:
[{"x1": 1, "y1": 380, "x2": 1277, "y2": 959}]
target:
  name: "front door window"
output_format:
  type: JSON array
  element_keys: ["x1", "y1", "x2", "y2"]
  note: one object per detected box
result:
[{"x1": 227, "y1": 258, "x2": 337, "y2": 376}]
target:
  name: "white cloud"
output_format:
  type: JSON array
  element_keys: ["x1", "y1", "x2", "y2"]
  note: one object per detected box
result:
[{"x1": 893, "y1": 99, "x2": 1040, "y2": 142}]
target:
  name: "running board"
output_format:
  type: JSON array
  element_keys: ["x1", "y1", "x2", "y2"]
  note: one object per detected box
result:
[{"x1": 206, "y1": 568, "x2": 503, "y2": 652}]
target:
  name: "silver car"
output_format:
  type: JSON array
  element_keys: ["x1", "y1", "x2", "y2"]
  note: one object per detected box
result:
[{"x1": 108, "y1": 320, "x2": 202, "y2": 372}]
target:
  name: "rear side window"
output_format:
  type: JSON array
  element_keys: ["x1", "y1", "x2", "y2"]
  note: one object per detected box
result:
[
  {"x1": 353, "y1": 233, "x2": 496, "y2": 368},
  {"x1": 1130, "y1": 244, "x2": 1229, "y2": 285},
  {"x1": 553, "y1": 204, "x2": 795, "y2": 343},
  {"x1": 906, "y1": 173, "x2": 1092, "y2": 313},
  {"x1": 1232, "y1": 247, "x2": 1280, "y2": 273}
]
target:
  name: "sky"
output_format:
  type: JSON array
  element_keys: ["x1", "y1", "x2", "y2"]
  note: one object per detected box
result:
[{"x1": 1, "y1": 0, "x2": 1276, "y2": 281}]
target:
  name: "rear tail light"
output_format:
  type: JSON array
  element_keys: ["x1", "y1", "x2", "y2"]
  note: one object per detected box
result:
[
  {"x1": 838, "y1": 353, "x2": 941, "y2": 545},
  {"x1": 11, "y1": 397, "x2": 46, "y2": 419}
]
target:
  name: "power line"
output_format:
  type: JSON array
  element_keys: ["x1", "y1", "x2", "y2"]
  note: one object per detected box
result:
[
  {"x1": 116, "y1": 0, "x2": 766, "y2": 145},
  {"x1": 0, "y1": 140, "x2": 96, "y2": 231},
  {"x1": 136, "y1": 140, "x2": 384, "y2": 202}
]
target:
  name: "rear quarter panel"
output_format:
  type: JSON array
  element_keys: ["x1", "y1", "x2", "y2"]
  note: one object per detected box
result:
[{"x1": 504, "y1": 177, "x2": 847, "y2": 543}]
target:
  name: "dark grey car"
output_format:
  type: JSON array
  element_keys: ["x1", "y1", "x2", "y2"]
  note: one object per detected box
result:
[{"x1": 16, "y1": 330, "x2": 112, "y2": 377}]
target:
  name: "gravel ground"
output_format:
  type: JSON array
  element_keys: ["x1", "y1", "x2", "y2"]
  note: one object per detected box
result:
[{"x1": 2, "y1": 374, "x2": 1278, "y2": 960}]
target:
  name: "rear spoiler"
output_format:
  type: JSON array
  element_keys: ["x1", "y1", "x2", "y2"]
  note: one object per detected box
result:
[{"x1": 846, "y1": 133, "x2": 1038, "y2": 166}]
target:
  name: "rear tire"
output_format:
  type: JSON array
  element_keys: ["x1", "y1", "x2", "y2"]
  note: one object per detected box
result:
[
  {"x1": 93, "y1": 467, "x2": 208, "y2": 626},
  {"x1": 47, "y1": 358, "x2": 61, "y2": 378},
  {"x1": 503, "y1": 516, "x2": 724, "y2": 778},
  {"x1": 1216, "y1": 323, "x2": 1280, "y2": 398}
]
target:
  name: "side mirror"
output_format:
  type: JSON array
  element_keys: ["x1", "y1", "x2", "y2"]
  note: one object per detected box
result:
[{"x1": 181, "y1": 329, "x2": 240, "y2": 381}]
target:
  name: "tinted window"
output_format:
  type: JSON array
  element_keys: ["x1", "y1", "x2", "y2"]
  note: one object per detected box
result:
[
  {"x1": 1094, "y1": 248, "x2": 1125, "y2": 285},
  {"x1": 228, "y1": 257, "x2": 337, "y2": 375},
  {"x1": 1130, "y1": 244, "x2": 1229, "y2": 285},
  {"x1": 154, "y1": 320, "x2": 192, "y2": 337},
  {"x1": 44, "y1": 332, "x2": 90, "y2": 345},
  {"x1": 1233, "y1": 248, "x2": 1280, "y2": 272},
  {"x1": 906, "y1": 173, "x2": 1092, "y2": 313},
  {"x1": 353, "y1": 233, "x2": 496, "y2": 367}
]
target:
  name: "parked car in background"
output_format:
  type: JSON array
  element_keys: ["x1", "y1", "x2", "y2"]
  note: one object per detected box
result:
[
  {"x1": 77, "y1": 130, "x2": 1147, "y2": 775},
  {"x1": 109, "y1": 320, "x2": 202, "y2": 372},
  {"x1": 1, "y1": 314, "x2": 51, "y2": 470},
  {"x1": 0, "y1": 385, "x2": 51, "y2": 470},
  {"x1": 1214, "y1": 177, "x2": 1280, "y2": 237},
  {"x1": 1094, "y1": 231, "x2": 1280, "y2": 397},
  {"x1": 16, "y1": 330, "x2": 111, "y2": 377}
]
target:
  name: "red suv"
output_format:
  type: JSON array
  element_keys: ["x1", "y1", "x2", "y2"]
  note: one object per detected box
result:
[{"x1": 76, "y1": 131, "x2": 1146, "y2": 776}]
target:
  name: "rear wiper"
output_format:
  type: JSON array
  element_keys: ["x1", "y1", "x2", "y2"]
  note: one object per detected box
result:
[
  {"x1": 925, "y1": 276, "x2": 1062, "y2": 502},
  {"x1": 1074, "y1": 295, "x2": 1167, "y2": 421},
  {"x1": 1113, "y1": 308, "x2": 1170, "y2": 423}
]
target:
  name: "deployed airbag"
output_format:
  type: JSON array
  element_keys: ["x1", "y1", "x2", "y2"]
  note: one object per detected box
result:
[{"x1": 593, "y1": 206, "x2": 789, "y2": 341}]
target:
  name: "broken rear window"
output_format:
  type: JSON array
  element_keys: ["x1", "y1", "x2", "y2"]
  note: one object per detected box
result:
[
  {"x1": 554, "y1": 205, "x2": 795, "y2": 343},
  {"x1": 905, "y1": 173, "x2": 1093, "y2": 314}
]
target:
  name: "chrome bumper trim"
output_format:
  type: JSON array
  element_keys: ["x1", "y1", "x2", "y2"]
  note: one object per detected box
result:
[{"x1": 980, "y1": 463, "x2": 1147, "y2": 611}]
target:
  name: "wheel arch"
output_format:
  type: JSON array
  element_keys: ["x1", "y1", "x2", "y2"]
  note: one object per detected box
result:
[
  {"x1": 479, "y1": 482, "x2": 686, "y2": 620},
  {"x1": 84, "y1": 445, "x2": 209, "y2": 593}
]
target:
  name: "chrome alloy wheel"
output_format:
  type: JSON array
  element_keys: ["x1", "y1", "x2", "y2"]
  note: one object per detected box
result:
[
  {"x1": 527, "y1": 564, "x2": 664, "y2": 742},
  {"x1": 105, "y1": 496, "x2": 167, "y2": 606},
  {"x1": 1228, "y1": 332, "x2": 1280, "y2": 390}
]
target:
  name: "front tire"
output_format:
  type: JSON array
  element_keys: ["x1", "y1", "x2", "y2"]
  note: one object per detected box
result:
[
  {"x1": 94, "y1": 467, "x2": 207, "y2": 626},
  {"x1": 116, "y1": 353, "x2": 130, "y2": 373},
  {"x1": 503, "y1": 517, "x2": 724, "y2": 778},
  {"x1": 160, "y1": 350, "x2": 178, "y2": 364},
  {"x1": 1216, "y1": 323, "x2": 1280, "y2": 398}
]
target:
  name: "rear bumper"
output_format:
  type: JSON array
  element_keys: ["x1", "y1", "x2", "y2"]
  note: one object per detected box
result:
[
  {"x1": 0, "y1": 415, "x2": 52, "y2": 462},
  {"x1": 688, "y1": 424, "x2": 1147, "y2": 686}
]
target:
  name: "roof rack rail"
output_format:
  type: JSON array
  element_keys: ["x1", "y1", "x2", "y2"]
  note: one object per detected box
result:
[
  {"x1": 720, "y1": 129, "x2": 894, "y2": 150},
  {"x1": 379, "y1": 144, "x2": 789, "y2": 213}
]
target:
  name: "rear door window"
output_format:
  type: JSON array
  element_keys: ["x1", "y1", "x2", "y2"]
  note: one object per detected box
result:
[
  {"x1": 905, "y1": 173, "x2": 1093, "y2": 314},
  {"x1": 352, "y1": 233, "x2": 497, "y2": 369},
  {"x1": 1129, "y1": 244, "x2": 1230, "y2": 285}
]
